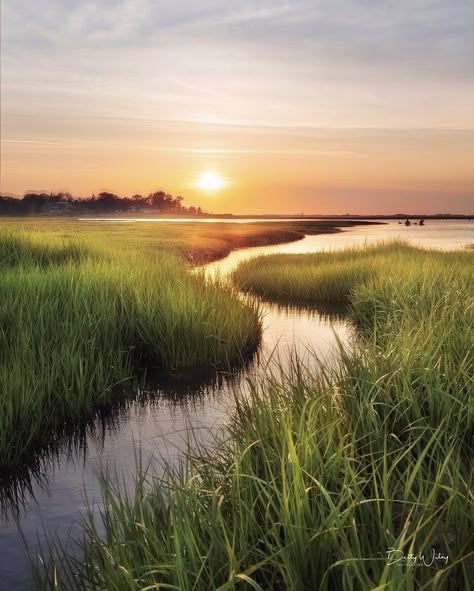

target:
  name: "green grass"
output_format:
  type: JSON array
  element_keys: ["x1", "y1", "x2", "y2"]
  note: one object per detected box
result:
[
  {"x1": 0, "y1": 217, "x2": 306, "y2": 263},
  {"x1": 35, "y1": 242, "x2": 473, "y2": 590},
  {"x1": 234, "y1": 242, "x2": 473, "y2": 439},
  {"x1": 232, "y1": 241, "x2": 442, "y2": 304},
  {"x1": 0, "y1": 226, "x2": 269, "y2": 467}
]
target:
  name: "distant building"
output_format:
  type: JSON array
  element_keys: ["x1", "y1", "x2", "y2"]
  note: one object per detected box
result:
[
  {"x1": 43, "y1": 201, "x2": 73, "y2": 214},
  {"x1": 128, "y1": 206, "x2": 159, "y2": 214}
]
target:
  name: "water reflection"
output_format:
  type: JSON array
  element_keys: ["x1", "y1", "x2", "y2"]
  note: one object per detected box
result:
[
  {"x1": 0, "y1": 361, "x2": 250, "y2": 521},
  {"x1": 259, "y1": 297, "x2": 348, "y2": 321}
]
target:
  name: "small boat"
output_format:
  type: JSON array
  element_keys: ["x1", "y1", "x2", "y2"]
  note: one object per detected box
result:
[
  {"x1": 419, "y1": 219, "x2": 425, "y2": 226},
  {"x1": 404, "y1": 219, "x2": 411, "y2": 226}
]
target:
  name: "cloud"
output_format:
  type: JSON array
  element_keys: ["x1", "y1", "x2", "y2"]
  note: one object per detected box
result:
[{"x1": 2, "y1": 0, "x2": 473, "y2": 206}]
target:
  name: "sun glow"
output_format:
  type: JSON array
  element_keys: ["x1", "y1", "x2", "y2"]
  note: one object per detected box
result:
[{"x1": 196, "y1": 170, "x2": 225, "y2": 192}]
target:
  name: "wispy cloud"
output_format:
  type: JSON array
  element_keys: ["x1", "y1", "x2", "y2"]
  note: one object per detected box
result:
[{"x1": 1, "y1": 0, "x2": 473, "y2": 210}]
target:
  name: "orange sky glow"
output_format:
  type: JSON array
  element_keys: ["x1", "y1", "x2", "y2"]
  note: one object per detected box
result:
[{"x1": 1, "y1": 1, "x2": 473, "y2": 214}]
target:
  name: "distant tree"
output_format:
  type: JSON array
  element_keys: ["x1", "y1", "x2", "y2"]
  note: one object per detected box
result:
[
  {"x1": 22, "y1": 193, "x2": 49, "y2": 213},
  {"x1": 0, "y1": 188, "x2": 206, "y2": 216},
  {"x1": 52, "y1": 192, "x2": 73, "y2": 202},
  {"x1": 0, "y1": 196, "x2": 24, "y2": 215},
  {"x1": 96, "y1": 192, "x2": 120, "y2": 212},
  {"x1": 149, "y1": 191, "x2": 167, "y2": 210}
]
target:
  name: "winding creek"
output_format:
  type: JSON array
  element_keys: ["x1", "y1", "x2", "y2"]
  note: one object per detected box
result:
[{"x1": 0, "y1": 220, "x2": 472, "y2": 589}]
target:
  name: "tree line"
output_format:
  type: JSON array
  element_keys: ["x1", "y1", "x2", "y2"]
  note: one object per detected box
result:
[{"x1": 0, "y1": 191, "x2": 205, "y2": 216}]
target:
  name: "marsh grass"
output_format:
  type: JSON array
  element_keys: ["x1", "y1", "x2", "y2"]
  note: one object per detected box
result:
[
  {"x1": 35, "y1": 242, "x2": 473, "y2": 589},
  {"x1": 0, "y1": 229, "x2": 262, "y2": 467},
  {"x1": 33, "y1": 358, "x2": 473, "y2": 590},
  {"x1": 234, "y1": 242, "x2": 473, "y2": 442},
  {"x1": 1, "y1": 218, "x2": 308, "y2": 263}
]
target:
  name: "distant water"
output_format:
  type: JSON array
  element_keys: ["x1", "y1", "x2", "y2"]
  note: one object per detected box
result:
[
  {"x1": 321, "y1": 219, "x2": 474, "y2": 251},
  {"x1": 79, "y1": 217, "x2": 362, "y2": 223},
  {"x1": 79, "y1": 217, "x2": 473, "y2": 250},
  {"x1": 204, "y1": 220, "x2": 473, "y2": 277}
]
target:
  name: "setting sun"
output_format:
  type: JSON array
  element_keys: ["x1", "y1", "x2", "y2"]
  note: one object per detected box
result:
[{"x1": 196, "y1": 170, "x2": 225, "y2": 192}]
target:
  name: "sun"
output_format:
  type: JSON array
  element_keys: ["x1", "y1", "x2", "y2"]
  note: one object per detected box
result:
[{"x1": 196, "y1": 170, "x2": 225, "y2": 192}]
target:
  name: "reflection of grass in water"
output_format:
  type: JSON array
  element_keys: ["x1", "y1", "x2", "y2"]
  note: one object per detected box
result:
[
  {"x1": 0, "y1": 227, "x2": 264, "y2": 468},
  {"x1": 259, "y1": 295, "x2": 349, "y2": 322},
  {"x1": 0, "y1": 363, "x2": 250, "y2": 521},
  {"x1": 36, "y1": 242, "x2": 473, "y2": 590}
]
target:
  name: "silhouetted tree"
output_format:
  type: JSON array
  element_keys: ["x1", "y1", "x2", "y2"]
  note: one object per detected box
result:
[{"x1": 0, "y1": 189, "x2": 206, "y2": 216}]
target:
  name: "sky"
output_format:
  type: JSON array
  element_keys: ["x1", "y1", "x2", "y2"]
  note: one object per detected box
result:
[{"x1": 1, "y1": 0, "x2": 473, "y2": 214}]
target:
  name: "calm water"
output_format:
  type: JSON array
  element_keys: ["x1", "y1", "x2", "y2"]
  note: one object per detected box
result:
[{"x1": 0, "y1": 220, "x2": 472, "y2": 590}]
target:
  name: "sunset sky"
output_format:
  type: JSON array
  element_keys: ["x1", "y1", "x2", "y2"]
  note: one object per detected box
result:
[{"x1": 1, "y1": 0, "x2": 473, "y2": 214}]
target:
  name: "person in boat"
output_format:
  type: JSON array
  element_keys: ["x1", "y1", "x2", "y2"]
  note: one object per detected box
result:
[
  {"x1": 404, "y1": 218, "x2": 411, "y2": 226},
  {"x1": 419, "y1": 218, "x2": 425, "y2": 225}
]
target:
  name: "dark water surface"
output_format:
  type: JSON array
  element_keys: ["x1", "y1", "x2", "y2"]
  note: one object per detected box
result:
[{"x1": 0, "y1": 220, "x2": 472, "y2": 589}]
